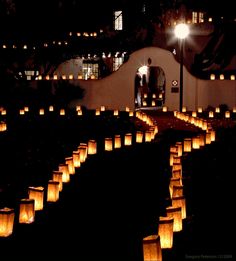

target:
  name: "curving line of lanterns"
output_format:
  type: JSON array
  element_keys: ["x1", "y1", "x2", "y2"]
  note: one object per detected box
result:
[
  {"x1": 142, "y1": 111, "x2": 216, "y2": 261},
  {"x1": 0, "y1": 107, "x2": 158, "y2": 237}
]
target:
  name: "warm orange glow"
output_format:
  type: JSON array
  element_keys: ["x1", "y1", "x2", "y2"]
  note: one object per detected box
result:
[
  {"x1": 183, "y1": 138, "x2": 192, "y2": 152},
  {"x1": 19, "y1": 199, "x2": 35, "y2": 224},
  {"x1": 49, "y1": 105, "x2": 54, "y2": 112},
  {"x1": 100, "y1": 105, "x2": 105, "y2": 111},
  {"x1": 0, "y1": 208, "x2": 15, "y2": 237},
  {"x1": 47, "y1": 181, "x2": 60, "y2": 202},
  {"x1": 143, "y1": 235, "x2": 162, "y2": 261},
  {"x1": 39, "y1": 108, "x2": 45, "y2": 115},
  {"x1": 166, "y1": 206, "x2": 182, "y2": 232},
  {"x1": 162, "y1": 106, "x2": 167, "y2": 112},
  {"x1": 52, "y1": 171, "x2": 63, "y2": 191},
  {"x1": 88, "y1": 140, "x2": 97, "y2": 155},
  {"x1": 145, "y1": 131, "x2": 152, "y2": 142},
  {"x1": 58, "y1": 164, "x2": 70, "y2": 183},
  {"x1": 65, "y1": 157, "x2": 75, "y2": 175},
  {"x1": 105, "y1": 138, "x2": 113, "y2": 151},
  {"x1": 124, "y1": 133, "x2": 132, "y2": 146},
  {"x1": 192, "y1": 136, "x2": 200, "y2": 149},
  {"x1": 113, "y1": 109, "x2": 119, "y2": 116},
  {"x1": 60, "y1": 109, "x2": 65, "y2": 115},
  {"x1": 78, "y1": 143, "x2": 88, "y2": 162},
  {"x1": 225, "y1": 111, "x2": 230, "y2": 118},
  {"x1": 172, "y1": 196, "x2": 186, "y2": 219},
  {"x1": 0, "y1": 121, "x2": 7, "y2": 132},
  {"x1": 136, "y1": 131, "x2": 143, "y2": 143},
  {"x1": 72, "y1": 151, "x2": 81, "y2": 168},
  {"x1": 95, "y1": 109, "x2": 100, "y2": 116},
  {"x1": 210, "y1": 74, "x2": 215, "y2": 80},
  {"x1": 208, "y1": 111, "x2": 214, "y2": 118},
  {"x1": 158, "y1": 216, "x2": 174, "y2": 249},
  {"x1": 114, "y1": 135, "x2": 121, "y2": 148},
  {"x1": 28, "y1": 187, "x2": 44, "y2": 211},
  {"x1": 197, "y1": 107, "x2": 203, "y2": 113}
]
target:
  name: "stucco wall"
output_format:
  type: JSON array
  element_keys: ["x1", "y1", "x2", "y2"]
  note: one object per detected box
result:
[{"x1": 54, "y1": 47, "x2": 236, "y2": 111}]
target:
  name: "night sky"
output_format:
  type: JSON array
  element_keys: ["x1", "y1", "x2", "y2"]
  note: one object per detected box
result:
[{"x1": 0, "y1": 0, "x2": 234, "y2": 38}]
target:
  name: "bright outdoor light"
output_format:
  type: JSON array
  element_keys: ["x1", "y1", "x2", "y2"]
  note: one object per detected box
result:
[
  {"x1": 174, "y1": 23, "x2": 189, "y2": 112},
  {"x1": 174, "y1": 23, "x2": 189, "y2": 39}
]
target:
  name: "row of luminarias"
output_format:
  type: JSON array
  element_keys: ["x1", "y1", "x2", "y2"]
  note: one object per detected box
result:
[
  {"x1": 0, "y1": 110, "x2": 157, "y2": 237},
  {"x1": 142, "y1": 113, "x2": 216, "y2": 261},
  {"x1": 162, "y1": 106, "x2": 236, "y2": 115}
]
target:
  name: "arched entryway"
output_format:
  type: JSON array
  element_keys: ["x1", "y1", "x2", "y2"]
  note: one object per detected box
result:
[{"x1": 135, "y1": 65, "x2": 166, "y2": 109}]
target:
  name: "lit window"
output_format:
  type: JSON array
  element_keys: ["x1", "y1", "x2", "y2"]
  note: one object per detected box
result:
[
  {"x1": 82, "y1": 62, "x2": 99, "y2": 80},
  {"x1": 192, "y1": 12, "x2": 198, "y2": 24},
  {"x1": 113, "y1": 57, "x2": 124, "y2": 71},
  {"x1": 199, "y1": 12, "x2": 204, "y2": 23},
  {"x1": 114, "y1": 11, "x2": 123, "y2": 30}
]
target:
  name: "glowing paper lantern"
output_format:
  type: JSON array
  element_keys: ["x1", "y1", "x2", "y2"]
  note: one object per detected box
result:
[
  {"x1": 172, "y1": 196, "x2": 186, "y2": 219},
  {"x1": 208, "y1": 111, "x2": 214, "y2": 118},
  {"x1": 162, "y1": 106, "x2": 167, "y2": 112},
  {"x1": 28, "y1": 187, "x2": 44, "y2": 211},
  {"x1": 100, "y1": 105, "x2": 105, "y2": 111},
  {"x1": 143, "y1": 235, "x2": 162, "y2": 261},
  {"x1": 58, "y1": 164, "x2": 70, "y2": 183},
  {"x1": 125, "y1": 107, "x2": 130, "y2": 112},
  {"x1": 169, "y1": 152, "x2": 178, "y2": 167},
  {"x1": 172, "y1": 185, "x2": 184, "y2": 198},
  {"x1": 145, "y1": 131, "x2": 152, "y2": 142},
  {"x1": 199, "y1": 134, "x2": 205, "y2": 147},
  {"x1": 72, "y1": 151, "x2": 81, "y2": 168},
  {"x1": 183, "y1": 138, "x2": 192, "y2": 152},
  {"x1": 0, "y1": 208, "x2": 15, "y2": 237},
  {"x1": 166, "y1": 206, "x2": 182, "y2": 232},
  {"x1": 65, "y1": 157, "x2": 75, "y2": 175},
  {"x1": 0, "y1": 121, "x2": 7, "y2": 132},
  {"x1": 24, "y1": 106, "x2": 29, "y2": 112},
  {"x1": 225, "y1": 111, "x2": 230, "y2": 118},
  {"x1": 192, "y1": 111, "x2": 197, "y2": 117},
  {"x1": 129, "y1": 111, "x2": 134, "y2": 117},
  {"x1": 143, "y1": 100, "x2": 147, "y2": 107},
  {"x1": 205, "y1": 132, "x2": 212, "y2": 145},
  {"x1": 49, "y1": 105, "x2": 54, "y2": 112},
  {"x1": 197, "y1": 107, "x2": 203, "y2": 113},
  {"x1": 78, "y1": 143, "x2": 88, "y2": 162},
  {"x1": 182, "y1": 107, "x2": 187, "y2": 112},
  {"x1": 124, "y1": 133, "x2": 132, "y2": 146},
  {"x1": 60, "y1": 109, "x2": 65, "y2": 115},
  {"x1": 215, "y1": 107, "x2": 220, "y2": 113},
  {"x1": 114, "y1": 135, "x2": 121, "y2": 148},
  {"x1": 39, "y1": 108, "x2": 45, "y2": 115},
  {"x1": 88, "y1": 140, "x2": 97, "y2": 155},
  {"x1": 47, "y1": 180, "x2": 60, "y2": 202},
  {"x1": 169, "y1": 178, "x2": 182, "y2": 198},
  {"x1": 52, "y1": 171, "x2": 63, "y2": 191},
  {"x1": 19, "y1": 199, "x2": 35, "y2": 224},
  {"x1": 158, "y1": 216, "x2": 174, "y2": 249},
  {"x1": 136, "y1": 131, "x2": 143, "y2": 143},
  {"x1": 95, "y1": 109, "x2": 100, "y2": 116},
  {"x1": 113, "y1": 110, "x2": 119, "y2": 116},
  {"x1": 172, "y1": 169, "x2": 182, "y2": 179},
  {"x1": 152, "y1": 100, "x2": 156, "y2": 106},
  {"x1": 105, "y1": 138, "x2": 113, "y2": 151},
  {"x1": 210, "y1": 74, "x2": 215, "y2": 80},
  {"x1": 192, "y1": 136, "x2": 200, "y2": 149},
  {"x1": 77, "y1": 110, "x2": 83, "y2": 116}
]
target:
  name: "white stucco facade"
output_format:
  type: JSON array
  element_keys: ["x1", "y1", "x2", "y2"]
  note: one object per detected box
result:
[{"x1": 54, "y1": 47, "x2": 236, "y2": 111}]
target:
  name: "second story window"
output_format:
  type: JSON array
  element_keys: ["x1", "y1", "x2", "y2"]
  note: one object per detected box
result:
[{"x1": 114, "y1": 11, "x2": 123, "y2": 30}]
